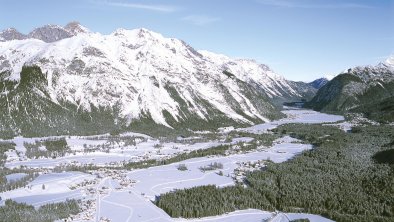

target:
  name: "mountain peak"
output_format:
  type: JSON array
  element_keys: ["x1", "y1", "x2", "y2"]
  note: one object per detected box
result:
[
  {"x1": 385, "y1": 55, "x2": 394, "y2": 67},
  {"x1": 3, "y1": 27, "x2": 18, "y2": 32},
  {"x1": 64, "y1": 21, "x2": 90, "y2": 35},
  {"x1": 28, "y1": 24, "x2": 73, "y2": 43},
  {"x1": 309, "y1": 77, "x2": 328, "y2": 89},
  {"x1": 136, "y1": 28, "x2": 157, "y2": 36},
  {"x1": 0, "y1": 22, "x2": 91, "y2": 43},
  {"x1": 0, "y1": 27, "x2": 26, "y2": 41},
  {"x1": 111, "y1": 27, "x2": 166, "y2": 45},
  {"x1": 113, "y1": 27, "x2": 155, "y2": 35}
]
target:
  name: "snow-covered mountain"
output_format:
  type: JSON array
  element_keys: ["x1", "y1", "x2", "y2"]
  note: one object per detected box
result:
[
  {"x1": 199, "y1": 51, "x2": 300, "y2": 97},
  {"x1": 385, "y1": 55, "x2": 394, "y2": 67},
  {"x1": 306, "y1": 56, "x2": 394, "y2": 122},
  {"x1": 0, "y1": 22, "x2": 313, "y2": 137}
]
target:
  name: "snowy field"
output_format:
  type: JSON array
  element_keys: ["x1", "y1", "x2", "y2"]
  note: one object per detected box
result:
[
  {"x1": 0, "y1": 109, "x2": 345, "y2": 221},
  {"x1": 93, "y1": 136, "x2": 326, "y2": 221},
  {"x1": 5, "y1": 172, "x2": 28, "y2": 182},
  {"x1": 4, "y1": 138, "x2": 225, "y2": 169},
  {"x1": 0, "y1": 171, "x2": 95, "y2": 207},
  {"x1": 128, "y1": 136, "x2": 310, "y2": 200},
  {"x1": 4, "y1": 136, "x2": 255, "y2": 169},
  {"x1": 242, "y1": 108, "x2": 344, "y2": 134}
]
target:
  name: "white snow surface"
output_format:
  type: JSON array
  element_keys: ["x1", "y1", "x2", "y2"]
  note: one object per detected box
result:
[
  {"x1": 5, "y1": 173, "x2": 28, "y2": 182},
  {"x1": 199, "y1": 50, "x2": 299, "y2": 98},
  {"x1": 0, "y1": 171, "x2": 94, "y2": 207},
  {"x1": 241, "y1": 107, "x2": 344, "y2": 134},
  {"x1": 0, "y1": 27, "x2": 304, "y2": 127},
  {"x1": 386, "y1": 55, "x2": 394, "y2": 67}
]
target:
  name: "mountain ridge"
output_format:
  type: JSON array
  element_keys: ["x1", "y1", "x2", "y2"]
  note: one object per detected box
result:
[
  {"x1": 306, "y1": 57, "x2": 394, "y2": 122},
  {"x1": 0, "y1": 21, "x2": 89, "y2": 43},
  {"x1": 0, "y1": 22, "x2": 319, "y2": 137}
]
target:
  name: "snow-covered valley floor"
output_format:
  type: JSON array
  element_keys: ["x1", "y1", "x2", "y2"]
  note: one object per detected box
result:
[{"x1": 0, "y1": 109, "x2": 344, "y2": 222}]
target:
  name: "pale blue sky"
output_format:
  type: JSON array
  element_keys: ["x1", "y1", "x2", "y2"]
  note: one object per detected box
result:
[{"x1": 0, "y1": 0, "x2": 393, "y2": 81}]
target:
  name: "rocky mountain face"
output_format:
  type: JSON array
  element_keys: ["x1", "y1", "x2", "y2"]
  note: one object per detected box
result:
[
  {"x1": 64, "y1": 21, "x2": 90, "y2": 36},
  {"x1": 0, "y1": 22, "x2": 315, "y2": 137},
  {"x1": 27, "y1": 25, "x2": 73, "y2": 43},
  {"x1": 0, "y1": 21, "x2": 88, "y2": 43},
  {"x1": 0, "y1": 28, "x2": 26, "y2": 41},
  {"x1": 306, "y1": 57, "x2": 394, "y2": 122}
]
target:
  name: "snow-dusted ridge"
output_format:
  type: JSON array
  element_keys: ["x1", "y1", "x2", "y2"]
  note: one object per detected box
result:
[
  {"x1": 386, "y1": 54, "x2": 394, "y2": 67},
  {"x1": 0, "y1": 22, "x2": 311, "y2": 130},
  {"x1": 198, "y1": 50, "x2": 300, "y2": 98}
]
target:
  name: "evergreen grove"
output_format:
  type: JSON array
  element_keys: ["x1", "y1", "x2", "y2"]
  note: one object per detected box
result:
[{"x1": 156, "y1": 123, "x2": 394, "y2": 222}]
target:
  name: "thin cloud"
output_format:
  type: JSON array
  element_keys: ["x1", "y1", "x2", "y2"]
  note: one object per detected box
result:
[
  {"x1": 182, "y1": 15, "x2": 221, "y2": 26},
  {"x1": 257, "y1": 0, "x2": 373, "y2": 9},
  {"x1": 97, "y1": 0, "x2": 179, "y2": 12}
]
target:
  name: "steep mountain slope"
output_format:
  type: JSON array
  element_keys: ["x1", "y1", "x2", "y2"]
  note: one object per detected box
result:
[
  {"x1": 351, "y1": 97, "x2": 394, "y2": 122},
  {"x1": 0, "y1": 23, "x2": 314, "y2": 137},
  {"x1": 306, "y1": 58, "x2": 394, "y2": 122},
  {"x1": 308, "y1": 78, "x2": 329, "y2": 89},
  {"x1": 199, "y1": 50, "x2": 317, "y2": 104},
  {"x1": 0, "y1": 66, "x2": 118, "y2": 138},
  {"x1": 287, "y1": 81, "x2": 317, "y2": 101}
]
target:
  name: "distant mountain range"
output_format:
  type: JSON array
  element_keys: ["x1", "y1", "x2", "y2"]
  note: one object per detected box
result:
[
  {"x1": 306, "y1": 56, "x2": 394, "y2": 122},
  {"x1": 0, "y1": 22, "x2": 318, "y2": 138},
  {"x1": 0, "y1": 21, "x2": 88, "y2": 42}
]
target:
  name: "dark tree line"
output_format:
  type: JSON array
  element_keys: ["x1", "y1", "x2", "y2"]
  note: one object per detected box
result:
[
  {"x1": 0, "y1": 199, "x2": 80, "y2": 222},
  {"x1": 125, "y1": 144, "x2": 231, "y2": 169}
]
